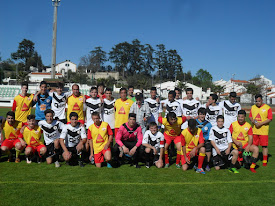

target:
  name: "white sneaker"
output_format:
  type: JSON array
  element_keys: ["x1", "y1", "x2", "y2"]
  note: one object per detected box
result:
[
  {"x1": 26, "y1": 157, "x2": 32, "y2": 164},
  {"x1": 55, "y1": 161, "x2": 61, "y2": 168}
]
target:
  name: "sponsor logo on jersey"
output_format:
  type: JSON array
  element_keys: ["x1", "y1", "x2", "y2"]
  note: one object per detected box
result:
[
  {"x1": 79, "y1": 97, "x2": 83, "y2": 101},
  {"x1": 21, "y1": 103, "x2": 29, "y2": 111},
  {"x1": 244, "y1": 127, "x2": 248, "y2": 131},
  {"x1": 8, "y1": 132, "x2": 16, "y2": 139},
  {"x1": 102, "y1": 127, "x2": 106, "y2": 131},
  {"x1": 40, "y1": 104, "x2": 46, "y2": 111},
  {"x1": 30, "y1": 136, "x2": 39, "y2": 146},
  {"x1": 96, "y1": 134, "x2": 104, "y2": 143},
  {"x1": 118, "y1": 107, "x2": 126, "y2": 114},
  {"x1": 186, "y1": 111, "x2": 197, "y2": 116},
  {"x1": 169, "y1": 129, "x2": 176, "y2": 135},
  {"x1": 125, "y1": 102, "x2": 129, "y2": 105},
  {"x1": 237, "y1": 132, "x2": 245, "y2": 141},
  {"x1": 73, "y1": 103, "x2": 80, "y2": 111},
  {"x1": 255, "y1": 113, "x2": 262, "y2": 122},
  {"x1": 188, "y1": 141, "x2": 196, "y2": 149},
  {"x1": 262, "y1": 109, "x2": 266, "y2": 112},
  {"x1": 225, "y1": 110, "x2": 237, "y2": 116}
]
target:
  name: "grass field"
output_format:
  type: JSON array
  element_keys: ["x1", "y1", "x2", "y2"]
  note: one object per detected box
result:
[{"x1": 0, "y1": 107, "x2": 274, "y2": 206}]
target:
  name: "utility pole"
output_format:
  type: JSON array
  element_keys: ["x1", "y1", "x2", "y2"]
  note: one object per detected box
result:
[{"x1": 51, "y1": 0, "x2": 61, "y2": 79}]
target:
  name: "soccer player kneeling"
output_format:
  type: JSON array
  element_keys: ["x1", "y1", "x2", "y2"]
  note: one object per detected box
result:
[
  {"x1": 60, "y1": 112, "x2": 87, "y2": 167},
  {"x1": 180, "y1": 119, "x2": 206, "y2": 174},
  {"x1": 38, "y1": 109, "x2": 64, "y2": 167},
  {"x1": 19, "y1": 115, "x2": 47, "y2": 164},
  {"x1": 142, "y1": 122, "x2": 164, "y2": 168},
  {"x1": 87, "y1": 112, "x2": 113, "y2": 168},
  {"x1": 209, "y1": 115, "x2": 239, "y2": 173},
  {"x1": 229, "y1": 110, "x2": 259, "y2": 173},
  {"x1": 1, "y1": 111, "x2": 25, "y2": 163}
]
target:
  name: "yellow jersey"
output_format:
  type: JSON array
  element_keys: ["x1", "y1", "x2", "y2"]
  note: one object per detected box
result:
[
  {"x1": 114, "y1": 98, "x2": 134, "y2": 128},
  {"x1": 12, "y1": 94, "x2": 34, "y2": 123},
  {"x1": 180, "y1": 128, "x2": 204, "y2": 153},
  {"x1": 158, "y1": 116, "x2": 185, "y2": 136},
  {"x1": 229, "y1": 121, "x2": 253, "y2": 149},
  {"x1": 2, "y1": 120, "x2": 23, "y2": 140},
  {"x1": 87, "y1": 122, "x2": 113, "y2": 154},
  {"x1": 249, "y1": 104, "x2": 272, "y2": 135},
  {"x1": 20, "y1": 126, "x2": 43, "y2": 146},
  {"x1": 67, "y1": 95, "x2": 84, "y2": 122}
]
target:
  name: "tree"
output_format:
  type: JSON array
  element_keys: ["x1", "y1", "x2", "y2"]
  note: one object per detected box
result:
[
  {"x1": 11, "y1": 39, "x2": 35, "y2": 70},
  {"x1": 167, "y1": 49, "x2": 183, "y2": 81},
  {"x1": 90, "y1": 46, "x2": 107, "y2": 72},
  {"x1": 245, "y1": 83, "x2": 262, "y2": 103},
  {"x1": 192, "y1": 69, "x2": 213, "y2": 91},
  {"x1": 176, "y1": 81, "x2": 187, "y2": 91},
  {"x1": 143, "y1": 44, "x2": 155, "y2": 75},
  {"x1": 129, "y1": 39, "x2": 145, "y2": 75},
  {"x1": 17, "y1": 71, "x2": 30, "y2": 83},
  {"x1": 155, "y1": 44, "x2": 168, "y2": 80},
  {"x1": 97, "y1": 76, "x2": 116, "y2": 88}
]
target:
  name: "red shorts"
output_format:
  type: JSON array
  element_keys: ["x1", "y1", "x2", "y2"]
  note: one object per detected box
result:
[
  {"x1": 1, "y1": 139, "x2": 21, "y2": 150},
  {"x1": 115, "y1": 128, "x2": 119, "y2": 137},
  {"x1": 27, "y1": 145, "x2": 46, "y2": 155},
  {"x1": 181, "y1": 151, "x2": 198, "y2": 165},
  {"x1": 94, "y1": 148, "x2": 111, "y2": 164},
  {"x1": 237, "y1": 143, "x2": 248, "y2": 162},
  {"x1": 253, "y1": 135, "x2": 268, "y2": 146},
  {"x1": 164, "y1": 134, "x2": 181, "y2": 145}
]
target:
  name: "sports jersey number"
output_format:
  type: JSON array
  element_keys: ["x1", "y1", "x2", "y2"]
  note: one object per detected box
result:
[
  {"x1": 104, "y1": 109, "x2": 114, "y2": 115},
  {"x1": 69, "y1": 137, "x2": 79, "y2": 143}
]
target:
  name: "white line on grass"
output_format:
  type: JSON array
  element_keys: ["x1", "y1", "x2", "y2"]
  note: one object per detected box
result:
[{"x1": 0, "y1": 180, "x2": 274, "y2": 186}]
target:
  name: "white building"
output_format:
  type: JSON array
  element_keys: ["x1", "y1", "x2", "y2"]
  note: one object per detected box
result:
[
  {"x1": 213, "y1": 79, "x2": 248, "y2": 94},
  {"x1": 28, "y1": 72, "x2": 63, "y2": 82},
  {"x1": 46, "y1": 60, "x2": 77, "y2": 75}
]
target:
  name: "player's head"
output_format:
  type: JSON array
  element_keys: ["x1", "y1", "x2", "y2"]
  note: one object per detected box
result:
[
  {"x1": 229, "y1": 92, "x2": 237, "y2": 104},
  {"x1": 168, "y1": 91, "x2": 176, "y2": 102},
  {"x1": 97, "y1": 83, "x2": 105, "y2": 95},
  {"x1": 150, "y1": 87, "x2": 157, "y2": 99},
  {"x1": 255, "y1": 94, "x2": 263, "y2": 107},
  {"x1": 209, "y1": 94, "x2": 218, "y2": 104},
  {"x1": 188, "y1": 119, "x2": 198, "y2": 135},
  {"x1": 44, "y1": 109, "x2": 54, "y2": 123},
  {"x1": 21, "y1": 81, "x2": 28, "y2": 94},
  {"x1": 105, "y1": 88, "x2": 112, "y2": 99},
  {"x1": 186, "y1": 88, "x2": 193, "y2": 100},
  {"x1": 92, "y1": 112, "x2": 101, "y2": 125},
  {"x1": 128, "y1": 85, "x2": 134, "y2": 96},
  {"x1": 119, "y1": 88, "x2": 127, "y2": 100},
  {"x1": 135, "y1": 92, "x2": 143, "y2": 105},
  {"x1": 69, "y1": 112, "x2": 79, "y2": 127},
  {"x1": 27, "y1": 114, "x2": 36, "y2": 128},
  {"x1": 90, "y1": 86, "x2": 98, "y2": 98},
  {"x1": 174, "y1": 88, "x2": 182, "y2": 99},
  {"x1": 198, "y1": 107, "x2": 206, "y2": 121},
  {"x1": 56, "y1": 82, "x2": 64, "y2": 94},
  {"x1": 148, "y1": 122, "x2": 158, "y2": 134},
  {"x1": 72, "y1": 84, "x2": 80, "y2": 96},
  {"x1": 6, "y1": 111, "x2": 15, "y2": 125},
  {"x1": 216, "y1": 115, "x2": 224, "y2": 128},
  {"x1": 166, "y1": 112, "x2": 177, "y2": 125},
  {"x1": 128, "y1": 113, "x2": 136, "y2": 127},
  {"x1": 237, "y1": 110, "x2": 246, "y2": 124},
  {"x1": 40, "y1": 81, "x2": 47, "y2": 94}
]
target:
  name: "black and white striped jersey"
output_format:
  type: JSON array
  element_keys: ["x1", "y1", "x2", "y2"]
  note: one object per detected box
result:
[
  {"x1": 219, "y1": 100, "x2": 241, "y2": 128},
  {"x1": 102, "y1": 98, "x2": 116, "y2": 129},
  {"x1": 60, "y1": 123, "x2": 86, "y2": 147},
  {"x1": 85, "y1": 97, "x2": 102, "y2": 129},
  {"x1": 38, "y1": 120, "x2": 64, "y2": 145}
]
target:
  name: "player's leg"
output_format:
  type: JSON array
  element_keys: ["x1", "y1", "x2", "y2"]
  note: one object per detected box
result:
[
  {"x1": 124, "y1": 141, "x2": 140, "y2": 168},
  {"x1": 213, "y1": 155, "x2": 221, "y2": 170},
  {"x1": 260, "y1": 135, "x2": 269, "y2": 166},
  {"x1": 1, "y1": 140, "x2": 13, "y2": 162},
  {"x1": 25, "y1": 146, "x2": 34, "y2": 164},
  {"x1": 181, "y1": 152, "x2": 190, "y2": 171},
  {"x1": 228, "y1": 149, "x2": 239, "y2": 173},
  {"x1": 249, "y1": 145, "x2": 259, "y2": 173},
  {"x1": 175, "y1": 139, "x2": 182, "y2": 168},
  {"x1": 103, "y1": 149, "x2": 112, "y2": 168},
  {"x1": 205, "y1": 140, "x2": 212, "y2": 171},
  {"x1": 94, "y1": 151, "x2": 103, "y2": 168},
  {"x1": 14, "y1": 139, "x2": 23, "y2": 163},
  {"x1": 144, "y1": 147, "x2": 152, "y2": 168},
  {"x1": 76, "y1": 144, "x2": 84, "y2": 167},
  {"x1": 164, "y1": 138, "x2": 172, "y2": 167},
  {"x1": 46, "y1": 143, "x2": 54, "y2": 165},
  {"x1": 197, "y1": 147, "x2": 206, "y2": 170},
  {"x1": 37, "y1": 145, "x2": 47, "y2": 163},
  {"x1": 155, "y1": 154, "x2": 163, "y2": 168},
  {"x1": 62, "y1": 148, "x2": 72, "y2": 162}
]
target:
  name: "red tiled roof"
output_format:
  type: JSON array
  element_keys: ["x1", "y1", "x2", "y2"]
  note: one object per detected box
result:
[
  {"x1": 231, "y1": 79, "x2": 249, "y2": 83},
  {"x1": 31, "y1": 72, "x2": 62, "y2": 75}
]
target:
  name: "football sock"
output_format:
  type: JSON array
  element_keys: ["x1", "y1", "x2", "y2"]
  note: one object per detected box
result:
[
  {"x1": 198, "y1": 153, "x2": 206, "y2": 168},
  {"x1": 15, "y1": 149, "x2": 20, "y2": 158},
  {"x1": 176, "y1": 151, "x2": 181, "y2": 165},
  {"x1": 263, "y1": 155, "x2": 268, "y2": 166},
  {"x1": 165, "y1": 150, "x2": 169, "y2": 164},
  {"x1": 250, "y1": 162, "x2": 256, "y2": 173},
  {"x1": 145, "y1": 152, "x2": 150, "y2": 162}
]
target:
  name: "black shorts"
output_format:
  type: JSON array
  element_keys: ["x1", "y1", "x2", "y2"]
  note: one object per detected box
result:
[
  {"x1": 213, "y1": 147, "x2": 234, "y2": 167},
  {"x1": 46, "y1": 143, "x2": 55, "y2": 158},
  {"x1": 67, "y1": 146, "x2": 78, "y2": 155},
  {"x1": 204, "y1": 140, "x2": 212, "y2": 153}
]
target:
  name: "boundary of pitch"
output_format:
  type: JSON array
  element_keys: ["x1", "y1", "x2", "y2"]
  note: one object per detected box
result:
[{"x1": 0, "y1": 180, "x2": 274, "y2": 186}]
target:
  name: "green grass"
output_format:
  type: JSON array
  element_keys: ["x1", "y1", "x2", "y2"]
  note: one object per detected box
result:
[{"x1": 0, "y1": 107, "x2": 275, "y2": 206}]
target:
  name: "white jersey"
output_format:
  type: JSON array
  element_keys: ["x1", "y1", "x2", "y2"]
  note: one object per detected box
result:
[
  {"x1": 209, "y1": 126, "x2": 232, "y2": 156},
  {"x1": 102, "y1": 98, "x2": 116, "y2": 129},
  {"x1": 204, "y1": 104, "x2": 222, "y2": 126},
  {"x1": 219, "y1": 100, "x2": 241, "y2": 128},
  {"x1": 159, "y1": 99, "x2": 182, "y2": 117},
  {"x1": 85, "y1": 97, "x2": 102, "y2": 129},
  {"x1": 60, "y1": 123, "x2": 86, "y2": 147},
  {"x1": 38, "y1": 120, "x2": 64, "y2": 145},
  {"x1": 180, "y1": 98, "x2": 201, "y2": 129},
  {"x1": 142, "y1": 130, "x2": 164, "y2": 155},
  {"x1": 49, "y1": 91, "x2": 72, "y2": 120},
  {"x1": 144, "y1": 98, "x2": 159, "y2": 124}
]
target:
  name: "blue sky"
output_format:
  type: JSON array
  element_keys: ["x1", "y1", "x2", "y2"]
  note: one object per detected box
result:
[{"x1": 0, "y1": 0, "x2": 274, "y2": 82}]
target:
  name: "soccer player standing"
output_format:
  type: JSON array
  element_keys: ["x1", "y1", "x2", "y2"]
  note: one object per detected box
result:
[
  {"x1": 159, "y1": 91, "x2": 182, "y2": 117},
  {"x1": 249, "y1": 94, "x2": 272, "y2": 166},
  {"x1": 230, "y1": 110, "x2": 259, "y2": 172},
  {"x1": 144, "y1": 87, "x2": 160, "y2": 124},
  {"x1": 204, "y1": 94, "x2": 222, "y2": 126},
  {"x1": 219, "y1": 92, "x2": 241, "y2": 128},
  {"x1": 87, "y1": 112, "x2": 113, "y2": 168},
  {"x1": 1, "y1": 111, "x2": 24, "y2": 163},
  {"x1": 114, "y1": 88, "x2": 134, "y2": 136},
  {"x1": 12, "y1": 81, "x2": 34, "y2": 123},
  {"x1": 102, "y1": 88, "x2": 116, "y2": 134}
]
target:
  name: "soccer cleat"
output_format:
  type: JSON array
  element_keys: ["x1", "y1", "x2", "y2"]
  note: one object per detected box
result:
[
  {"x1": 134, "y1": 164, "x2": 141, "y2": 169},
  {"x1": 107, "y1": 163, "x2": 112, "y2": 168},
  {"x1": 55, "y1": 161, "x2": 61, "y2": 168},
  {"x1": 146, "y1": 162, "x2": 150, "y2": 169},
  {"x1": 90, "y1": 156, "x2": 95, "y2": 165},
  {"x1": 229, "y1": 167, "x2": 239, "y2": 173},
  {"x1": 7, "y1": 157, "x2": 13, "y2": 162},
  {"x1": 196, "y1": 168, "x2": 206, "y2": 174},
  {"x1": 37, "y1": 157, "x2": 42, "y2": 164},
  {"x1": 176, "y1": 164, "x2": 181, "y2": 169},
  {"x1": 79, "y1": 161, "x2": 84, "y2": 167},
  {"x1": 205, "y1": 165, "x2": 211, "y2": 172},
  {"x1": 26, "y1": 157, "x2": 32, "y2": 164},
  {"x1": 193, "y1": 165, "x2": 197, "y2": 170},
  {"x1": 164, "y1": 163, "x2": 170, "y2": 168},
  {"x1": 250, "y1": 168, "x2": 257, "y2": 173},
  {"x1": 15, "y1": 158, "x2": 21, "y2": 163}
]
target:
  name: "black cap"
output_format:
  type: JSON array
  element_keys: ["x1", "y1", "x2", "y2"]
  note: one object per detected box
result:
[
  {"x1": 229, "y1": 92, "x2": 237, "y2": 97},
  {"x1": 135, "y1": 92, "x2": 143, "y2": 100}
]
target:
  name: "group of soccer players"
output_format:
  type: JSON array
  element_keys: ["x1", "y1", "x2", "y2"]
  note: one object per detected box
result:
[{"x1": 0, "y1": 81, "x2": 272, "y2": 174}]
